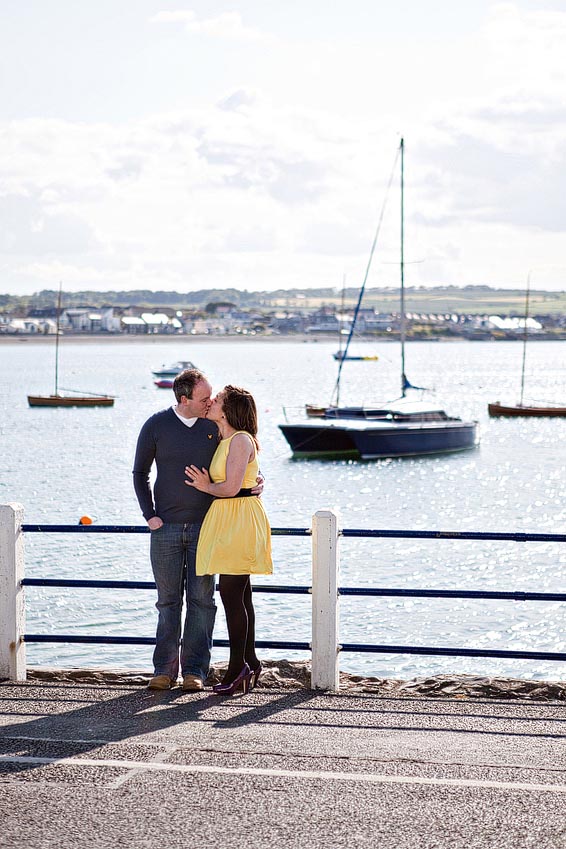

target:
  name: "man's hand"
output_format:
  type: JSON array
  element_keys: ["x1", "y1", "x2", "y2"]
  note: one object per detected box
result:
[
  {"x1": 251, "y1": 471, "x2": 265, "y2": 497},
  {"x1": 147, "y1": 516, "x2": 164, "y2": 531}
]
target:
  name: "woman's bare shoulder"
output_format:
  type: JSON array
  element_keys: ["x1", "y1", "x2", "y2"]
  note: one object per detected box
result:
[{"x1": 230, "y1": 431, "x2": 255, "y2": 458}]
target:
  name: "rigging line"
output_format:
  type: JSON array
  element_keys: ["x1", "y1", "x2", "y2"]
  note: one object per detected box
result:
[
  {"x1": 58, "y1": 388, "x2": 117, "y2": 398},
  {"x1": 331, "y1": 143, "x2": 401, "y2": 406}
]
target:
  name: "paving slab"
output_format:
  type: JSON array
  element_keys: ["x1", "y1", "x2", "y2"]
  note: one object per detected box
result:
[{"x1": 0, "y1": 678, "x2": 565, "y2": 848}]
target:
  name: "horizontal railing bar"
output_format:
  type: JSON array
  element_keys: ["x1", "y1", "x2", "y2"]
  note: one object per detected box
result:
[
  {"x1": 21, "y1": 524, "x2": 566, "y2": 543},
  {"x1": 341, "y1": 529, "x2": 566, "y2": 543},
  {"x1": 22, "y1": 578, "x2": 312, "y2": 594},
  {"x1": 21, "y1": 524, "x2": 311, "y2": 536},
  {"x1": 23, "y1": 634, "x2": 310, "y2": 651},
  {"x1": 340, "y1": 643, "x2": 566, "y2": 661},
  {"x1": 21, "y1": 578, "x2": 566, "y2": 601},
  {"x1": 339, "y1": 588, "x2": 566, "y2": 602},
  {"x1": 22, "y1": 579, "x2": 156, "y2": 589},
  {"x1": 21, "y1": 579, "x2": 565, "y2": 602},
  {"x1": 22, "y1": 525, "x2": 150, "y2": 534},
  {"x1": 23, "y1": 633, "x2": 564, "y2": 662}
]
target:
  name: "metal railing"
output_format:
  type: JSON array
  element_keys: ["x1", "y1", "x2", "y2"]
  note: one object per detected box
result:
[
  {"x1": 20, "y1": 525, "x2": 312, "y2": 653},
  {"x1": 21, "y1": 524, "x2": 311, "y2": 651},
  {"x1": 2, "y1": 503, "x2": 566, "y2": 690}
]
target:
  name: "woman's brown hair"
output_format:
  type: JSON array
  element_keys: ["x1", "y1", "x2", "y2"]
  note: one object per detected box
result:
[{"x1": 222, "y1": 385, "x2": 260, "y2": 449}]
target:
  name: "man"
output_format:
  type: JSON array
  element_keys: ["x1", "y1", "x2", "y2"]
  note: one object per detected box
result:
[{"x1": 133, "y1": 368, "x2": 254, "y2": 691}]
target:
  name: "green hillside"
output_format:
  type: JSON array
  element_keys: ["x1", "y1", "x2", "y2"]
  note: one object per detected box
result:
[{"x1": 1, "y1": 285, "x2": 565, "y2": 315}]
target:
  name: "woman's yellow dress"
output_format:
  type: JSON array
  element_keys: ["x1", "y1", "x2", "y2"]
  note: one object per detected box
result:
[{"x1": 196, "y1": 432, "x2": 273, "y2": 576}]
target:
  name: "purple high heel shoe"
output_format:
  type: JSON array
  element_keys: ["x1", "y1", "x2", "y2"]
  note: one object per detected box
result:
[
  {"x1": 213, "y1": 663, "x2": 252, "y2": 696},
  {"x1": 249, "y1": 663, "x2": 262, "y2": 691}
]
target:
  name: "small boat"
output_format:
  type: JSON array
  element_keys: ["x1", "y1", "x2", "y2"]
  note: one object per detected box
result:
[
  {"x1": 488, "y1": 272, "x2": 566, "y2": 417},
  {"x1": 332, "y1": 352, "x2": 379, "y2": 361},
  {"x1": 28, "y1": 394, "x2": 114, "y2": 408},
  {"x1": 151, "y1": 360, "x2": 197, "y2": 378},
  {"x1": 279, "y1": 138, "x2": 479, "y2": 460},
  {"x1": 488, "y1": 402, "x2": 566, "y2": 418},
  {"x1": 27, "y1": 284, "x2": 115, "y2": 408},
  {"x1": 154, "y1": 379, "x2": 174, "y2": 389}
]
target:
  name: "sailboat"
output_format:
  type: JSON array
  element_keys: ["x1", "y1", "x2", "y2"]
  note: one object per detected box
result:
[
  {"x1": 279, "y1": 138, "x2": 479, "y2": 460},
  {"x1": 27, "y1": 285, "x2": 115, "y2": 408},
  {"x1": 488, "y1": 272, "x2": 566, "y2": 417}
]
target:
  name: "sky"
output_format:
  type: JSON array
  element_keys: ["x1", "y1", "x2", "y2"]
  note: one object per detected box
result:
[{"x1": 1, "y1": 0, "x2": 566, "y2": 295}]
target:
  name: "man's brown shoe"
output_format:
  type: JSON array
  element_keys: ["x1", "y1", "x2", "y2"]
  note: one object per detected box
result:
[
  {"x1": 182, "y1": 674, "x2": 204, "y2": 692},
  {"x1": 148, "y1": 675, "x2": 175, "y2": 690}
]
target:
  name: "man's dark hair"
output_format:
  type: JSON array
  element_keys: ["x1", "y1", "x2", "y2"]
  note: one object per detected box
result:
[{"x1": 173, "y1": 369, "x2": 207, "y2": 403}]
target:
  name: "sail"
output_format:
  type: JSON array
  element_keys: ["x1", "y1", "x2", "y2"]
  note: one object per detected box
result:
[{"x1": 402, "y1": 373, "x2": 426, "y2": 392}]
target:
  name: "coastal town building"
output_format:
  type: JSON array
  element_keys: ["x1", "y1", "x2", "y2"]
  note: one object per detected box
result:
[{"x1": 0, "y1": 300, "x2": 564, "y2": 340}]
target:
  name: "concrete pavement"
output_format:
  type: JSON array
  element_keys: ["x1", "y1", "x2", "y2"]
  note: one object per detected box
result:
[{"x1": 1, "y1": 676, "x2": 565, "y2": 848}]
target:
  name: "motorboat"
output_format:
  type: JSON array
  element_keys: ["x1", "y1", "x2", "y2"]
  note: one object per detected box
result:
[{"x1": 151, "y1": 360, "x2": 197, "y2": 378}]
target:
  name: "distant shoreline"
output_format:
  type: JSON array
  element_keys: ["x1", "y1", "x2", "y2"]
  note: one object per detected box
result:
[
  {"x1": 2, "y1": 332, "x2": 566, "y2": 344},
  {"x1": 2, "y1": 333, "x2": 329, "y2": 344}
]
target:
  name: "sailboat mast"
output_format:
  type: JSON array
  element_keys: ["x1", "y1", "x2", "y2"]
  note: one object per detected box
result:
[
  {"x1": 399, "y1": 137, "x2": 406, "y2": 398},
  {"x1": 336, "y1": 274, "x2": 346, "y2": 406},
  {"x1": 330, "y1": 144, "x2": 401, "y2": 406},
  {"x1": 519, "y1": 271, "x2": 531, "y2": 407},
  {"x1": 54, "y1": 283, "x2": 62, "y2": 396}
]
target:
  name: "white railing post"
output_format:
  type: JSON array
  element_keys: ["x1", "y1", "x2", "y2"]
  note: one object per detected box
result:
[
  {"x1": 0, "y1": 504, "x2": 27, "y2": 681},
  {"x1": 311, "y1": 509, "x2": 340, "y2": 691}
]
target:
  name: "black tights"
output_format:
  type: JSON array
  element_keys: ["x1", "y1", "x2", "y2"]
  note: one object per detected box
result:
[{"x1": 218, "y1": 575, "x2": 259, "y2": 684}]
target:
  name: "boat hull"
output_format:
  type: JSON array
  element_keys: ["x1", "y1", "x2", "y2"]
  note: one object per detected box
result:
[
  {"x1": 488, "y1": 402, "x2": 566, "y2": 417},
  {"x1": 332, "y1": 354, "x2": 379, "y2": 361},
  {"x1": 28, "y1": 395, "x2": 114, "y2": 408},
  {"x1": 279, "y1": 420, "x2": 479, "y2": 460}
]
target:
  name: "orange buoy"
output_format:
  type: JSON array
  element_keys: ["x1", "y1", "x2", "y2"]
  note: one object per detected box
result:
[{"x1": 78, "y1": 515, "x2": 93, "y2": 525}]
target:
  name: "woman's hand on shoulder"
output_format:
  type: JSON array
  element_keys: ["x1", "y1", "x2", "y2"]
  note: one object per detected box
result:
[{"x1": 185, "y1": 465, "x2": 211, "y2": 493}]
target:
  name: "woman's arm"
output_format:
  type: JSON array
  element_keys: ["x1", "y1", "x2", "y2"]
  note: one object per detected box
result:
[{"x1": 185, "y1": 433, "x2": 254, "y2": 497}]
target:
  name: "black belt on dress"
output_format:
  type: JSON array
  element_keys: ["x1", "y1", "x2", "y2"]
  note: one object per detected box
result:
[{"x1": 234, "y1": 488, "x2": 253, "y2": 497}]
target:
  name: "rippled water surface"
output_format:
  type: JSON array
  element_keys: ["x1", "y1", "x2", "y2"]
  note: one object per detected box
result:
[{"x1": 1, "y1": 337, "x2": 565, "y2": 680}]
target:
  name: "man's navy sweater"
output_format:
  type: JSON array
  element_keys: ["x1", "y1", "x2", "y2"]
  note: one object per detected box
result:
[{"x1": 132, "y1": 408, "x2": 219, "y2": 524}]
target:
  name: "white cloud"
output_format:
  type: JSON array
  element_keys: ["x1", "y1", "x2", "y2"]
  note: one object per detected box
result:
[
  {"x1": 150, "y1": 9, "x2": 262, "y2": 40},
  {"x1": 0, "y1": 193, "x2": 99, "y2": 256},
  {"x1": 149, "y1": 10, "x2": 197, "y2": 24},
  {"x1": 1, "y1": 2, "x2": 566, "y2": 294},
  {"x1": 217, "y1": 89, "x2": 258, "y2": 113},
  {"x1": 485, "y1": 3, "x2": 566, "y2": 95}
]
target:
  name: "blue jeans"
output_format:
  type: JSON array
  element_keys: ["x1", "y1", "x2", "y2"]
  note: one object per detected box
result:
[{"x1": 150, "y1": 521, "x2": 216, "y2": 681}]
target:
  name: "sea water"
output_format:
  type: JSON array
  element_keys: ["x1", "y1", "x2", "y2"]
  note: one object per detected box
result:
[{"x1": 1, "y1": 336, "x2": 565, "y2": 680}]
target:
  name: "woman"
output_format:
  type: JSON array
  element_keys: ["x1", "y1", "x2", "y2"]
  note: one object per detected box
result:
[{"x1": 185, "y1": 385, "x2": 272, "y2": 695}]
